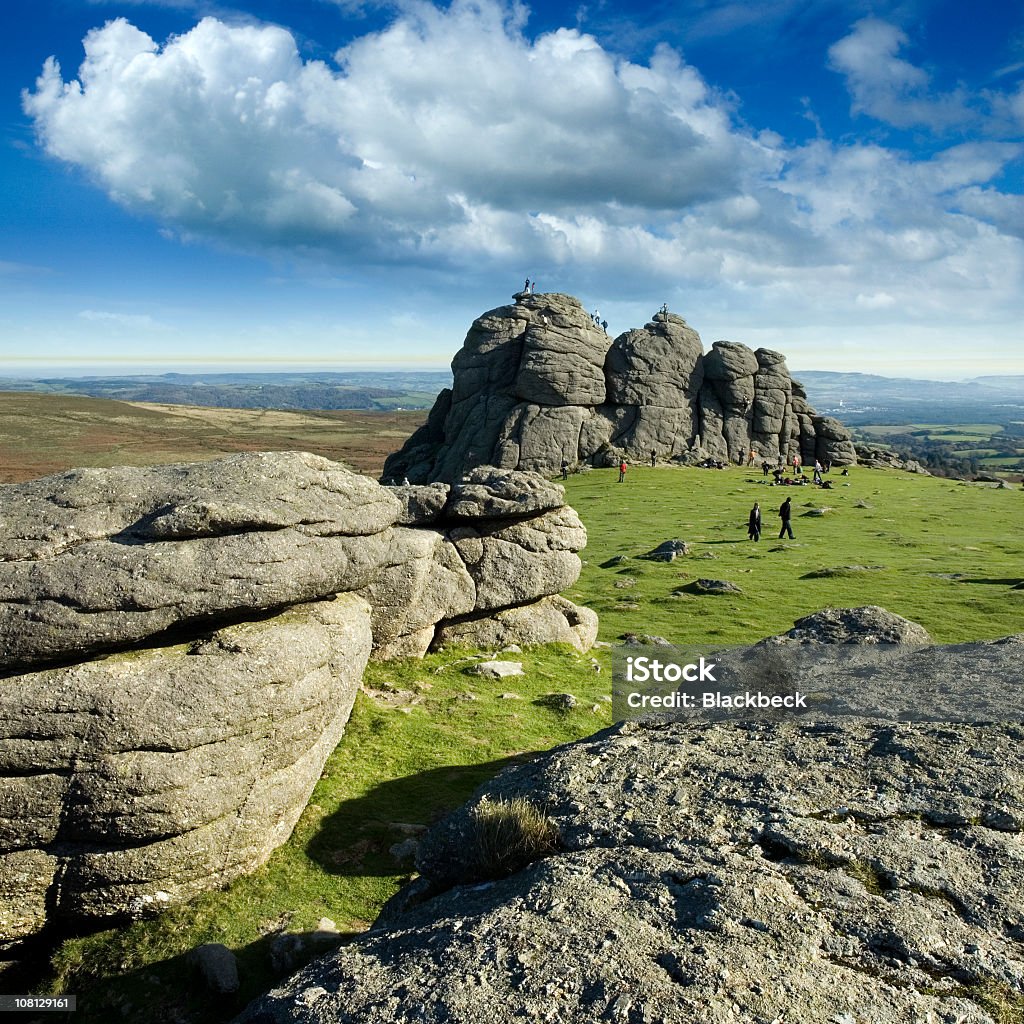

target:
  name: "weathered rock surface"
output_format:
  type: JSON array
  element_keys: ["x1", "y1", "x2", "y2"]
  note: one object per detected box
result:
[
  {"x1": 385, "y1": 294, "x2": 857, "y2": 483},
  {"x1": 236, "y1": 702, "x2": 1024, "y2": 1024},
  {"x1": 435, "y1": 595, "x2": 599, "y2": 652},
  {"x1": 0, "y1": 454, "x2": 591, "y2": 672},
  {"x1": 0, "y1": 453, "x2": 597, "y2": 937},
  {"x1": 0, "y1": 594, "x2": 370, "y2": 941},
  {"x1": 764, "y1": 605, "x2": 933, "y2": 645}
]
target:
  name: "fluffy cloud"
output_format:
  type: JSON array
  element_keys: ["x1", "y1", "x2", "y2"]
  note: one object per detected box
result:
[
  {"x1": 24, "y1": 7, "x2": 756, "y2": 259},
  {"x1": 828, "y1": 18, "x2": 972, "y2": 129},
  {"x1": 22, "y1": 3, "x2": 1024, "y2": 329}
]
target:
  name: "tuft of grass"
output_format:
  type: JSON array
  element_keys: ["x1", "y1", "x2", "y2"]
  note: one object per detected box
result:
[{"x1": 467, "y1": 796, "x2": 561, "y2": 881}]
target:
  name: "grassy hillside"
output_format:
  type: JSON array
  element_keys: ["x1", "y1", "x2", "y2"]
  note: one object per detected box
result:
[
  {"x1": 13, "y1": 461, "x2": 1023, "y2": 1024},
  {"x1": 563, "y1": 463, "x2": 1024, "y2": 645},
  {"x1": 0, "y1": 392, "x2": 427, "y2": 481}
]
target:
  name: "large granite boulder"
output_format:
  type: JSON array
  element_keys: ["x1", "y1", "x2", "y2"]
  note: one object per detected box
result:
[
  {"x1": 0, "y1": 454, "x2": 597, "y2": 939},
  {"x1": 384, "y1": 294, "x2": 856, "y2": 482},
  {"x1": 235, "y1": 629, "x2": 1024, "y2": 1024},
  {"x1": 0, "y1": 594, "x2": 371, "y2": 942},
  {"x1": 0, "y1": 455, "x2": 592, "y2": 672}
]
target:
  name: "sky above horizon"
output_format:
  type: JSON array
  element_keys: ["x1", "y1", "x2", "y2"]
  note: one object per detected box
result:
[{"x1": 2, "y1": 0, "x2": 1023, "y2": 379}]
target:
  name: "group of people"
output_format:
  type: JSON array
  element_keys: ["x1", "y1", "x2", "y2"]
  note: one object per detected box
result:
[{"x1": 747, "y1": 496, "x2": 794, "y2": 541}]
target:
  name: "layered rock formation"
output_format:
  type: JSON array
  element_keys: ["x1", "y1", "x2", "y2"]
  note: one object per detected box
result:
[
  {"x1": 236, "y1": 617, "x2": 1024, "y2": 1024},
  {"x1": 385, "y1": 293, "x2": 856, "y2": 483},
  {"x1": 0, "y1": 453, "x2": 595, "y2": 940}
]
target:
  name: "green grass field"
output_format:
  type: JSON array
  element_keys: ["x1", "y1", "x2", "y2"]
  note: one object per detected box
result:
[
  {"x1": 563, "y1": 463, "x2": 1024, "y2": 645},
  {"x1": 11, "y1": 461, "x2": 1024, "y2": 1024}
]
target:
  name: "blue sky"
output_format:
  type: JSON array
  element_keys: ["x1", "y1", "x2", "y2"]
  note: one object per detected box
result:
[{"x1": 2, "y1": 0, "x2": 1023, "y2": 377}]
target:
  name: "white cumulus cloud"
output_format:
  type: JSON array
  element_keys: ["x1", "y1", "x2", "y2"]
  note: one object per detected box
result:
[
  {"x1": 20, "y1": 4, "x2": 1024, "y2": 336},
  {"x1": 828, "y1": 18, "x2": 973, "y2": 129}
]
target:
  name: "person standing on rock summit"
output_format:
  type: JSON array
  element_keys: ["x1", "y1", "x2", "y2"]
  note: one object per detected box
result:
[
  {"x1": 748, "y1": 502, "x2": 761, "y2": 542},
  {"x1": 778, "y1": 497, "x2": 794, "y2": 540}
]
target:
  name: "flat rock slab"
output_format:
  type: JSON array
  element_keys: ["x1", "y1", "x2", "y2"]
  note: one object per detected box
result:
[
  {"x1": 0, "y1": 452, "x2": 400, "y2": 672},
  {"x1": 0, "y1": 455, "x2": 591, "y2": 671},
  {"x1": 237, "y1": 710, "x2": 1024, "y2": 1024},
  {"x1": 469, "y1": 661, "x2": 524, "y2": 679}
]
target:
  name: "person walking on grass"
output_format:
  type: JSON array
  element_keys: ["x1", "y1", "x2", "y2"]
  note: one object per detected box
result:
[
  {"x1": 748, "y1": 502, "x2": 761, "y2": 542},
  {"x1": 650, "y1": 449, "x2": 657, "y2": 468},
  {"x1": 618, "y1": 459, "x2": 627, "y2": 483},
  {"x1": 561, "y1": 458, "x2": 569, "y2": 481},
  {"x1": 778, "y1": 496, "x2": 794, "y2": 539}
]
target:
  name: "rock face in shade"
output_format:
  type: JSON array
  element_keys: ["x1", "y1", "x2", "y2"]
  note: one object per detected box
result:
[
  {"x1": 234, "y1": 623, "x2": 1024, "y2": 1024},
  {"x1": 384, "y1": 293, "x2": 857, "y2": 483},
  {"x1": 0, "y1": 454, "x2": 595, "y2": 940}
]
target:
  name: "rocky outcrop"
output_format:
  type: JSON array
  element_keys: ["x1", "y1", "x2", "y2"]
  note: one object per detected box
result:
[
  {"x1": 0, "y1": 453, "x2": 595, "y2": 939},
  {"x1": 763, "y1": 604, "x2": 933, "y2": 644},
  {"x1": 0, "y1": 455, "x2": 590, "y2": 671},
  {"x1": 855, "y1": 444, "x2": 931, "y2": 474},
  {"x1": 384, "y1": 293, "x2": 857, "y2": 483},
  {"x1": 237, "y1": 627, "x2": 1024, "y2": 1024}
]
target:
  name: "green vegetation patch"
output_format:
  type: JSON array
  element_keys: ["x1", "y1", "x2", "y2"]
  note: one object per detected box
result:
[{"x1": 562, "y1": 463, "x2": 1024, "y2": 644}]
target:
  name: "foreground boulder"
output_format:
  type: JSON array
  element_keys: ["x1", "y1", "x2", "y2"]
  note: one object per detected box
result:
[
  {"x1": 0, "y1": 456, "x2": 591, "y2": 671},
  {"x1": 0, "y1": 594, "x2": 370, "y2": 941},
  {"x1": 384, "y1": 293, "x2": 857, "y2": 483},
  {"x1": 237, "y1": 632, "x2": 1023, "y2": 1024},
  {"x1": 0, "y1": 454, "x2": 596, "y2": 939}
]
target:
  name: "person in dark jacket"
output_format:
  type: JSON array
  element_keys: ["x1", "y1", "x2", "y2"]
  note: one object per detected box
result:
[
  {"x1": 778, "y1": 496, "x2": 794, "y2": 539},
  {"x1": 748, "y1": 502, "x2": 761, "y2": 541}
]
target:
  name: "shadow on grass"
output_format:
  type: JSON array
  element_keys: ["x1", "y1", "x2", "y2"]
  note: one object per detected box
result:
[
  {"x1": 305, "y1": 754, "x2": 535, "y2": 879},
  {"x1": 955, "y1": 577, "x2": 1024, "y2": 587},
  {"x1": 21, "y1": 925, "x2": 367, "y2": 1024}
]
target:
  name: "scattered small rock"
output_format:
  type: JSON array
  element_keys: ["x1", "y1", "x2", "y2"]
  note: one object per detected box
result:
[
  {"x1": 619, "y1": 633, "x2": 671, "y2": 646},
  {"x1": 188, "y1": 943, "x2": 239, "y2": 995},
  {"x1": 684, "y1": 579, "x2": 742, "y2": 595},
  {"x1": 389, "y1": 838, "x2": 419, "y2": 864},
  {"x1": 600, "y1": 556, "x2": 630, "y2": 568},
  {"x1": 536, "y1": 692, "x2": 578, "y2": 712},
  {"x1": 613, "y1": 578, "x2": 637, "y2": 589},
  {"x1": 469, "y1": 661, "x2": 524, "y2": 679},
  {"x1": 641, "y1": 540, "x2": 691, "y2": 562},
  {"x1": 802, "y1": 506, "x2": 833, "y2": 517},
  {"x1": 269, "y1": 934, "x2": 306, "y2": 974},
  {"x1": 801, "y1": 565, "x2": 886, "y2": 579}
]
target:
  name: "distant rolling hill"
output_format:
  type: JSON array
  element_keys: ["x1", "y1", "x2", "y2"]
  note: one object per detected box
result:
[
  {"x1": 0, "y1": 371, "x2": 453, "y2": 412},
  {"x1": 792, "y1": 371, "x2": 1024, "y2": 425},
  {"x1": 0, "y1": 392, "x2": 427, "y2": 484}
]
